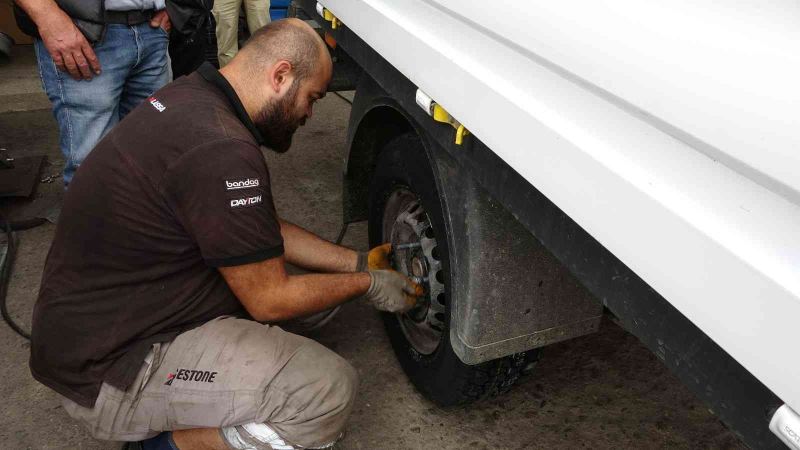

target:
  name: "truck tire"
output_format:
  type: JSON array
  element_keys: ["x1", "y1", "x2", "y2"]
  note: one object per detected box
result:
[{"x1": 368, "y1": 133, "x2": 539, "y2": 407}]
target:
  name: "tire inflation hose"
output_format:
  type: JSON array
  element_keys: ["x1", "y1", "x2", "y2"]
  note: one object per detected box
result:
[
  {"x1": 0, "y1": 213, "x2": 35, "y2": 340},
  {"x1": 333, "y1": 91, "x2": 353, "y2": 105},
  {"x1": 335, "y1": 222, "x2": 349, "y2": 245},
  {"x1": 332, "y1": 94, "x2": 352, "y2": 246}
]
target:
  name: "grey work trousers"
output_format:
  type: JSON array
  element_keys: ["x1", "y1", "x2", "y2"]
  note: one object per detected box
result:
[{"x1": 62, "y1": 316, "x2": 358, "y2": 448}]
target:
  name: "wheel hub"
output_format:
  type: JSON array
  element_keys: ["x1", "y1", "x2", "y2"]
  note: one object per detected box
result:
[{"x1": 382, "y1": 189, "x2": 446, "y2": 355}]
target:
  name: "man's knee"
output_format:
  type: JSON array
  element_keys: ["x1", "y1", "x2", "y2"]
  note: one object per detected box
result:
[
  {"x1": 267, "y1": 342, "x2": 359, "y2": 447},
  {"x1": 326, "y1": 353, "x2": 359, "y2": 414},
  {"x1": 294, "y1": 343, "x2": 358, "y2": 421}
]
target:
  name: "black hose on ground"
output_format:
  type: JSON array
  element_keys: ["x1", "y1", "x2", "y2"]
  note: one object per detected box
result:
[{"x1": 0, "y1": 213, "x2": 31, "y2": 340}]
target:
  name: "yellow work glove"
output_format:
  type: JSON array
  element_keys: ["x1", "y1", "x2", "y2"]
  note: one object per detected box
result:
[
  {"x1": 364, "y1": 270, "x2": 425, "y2": 313},
  {"x1": 356, "y1": 243, "x2": 392, "y2": 271}
]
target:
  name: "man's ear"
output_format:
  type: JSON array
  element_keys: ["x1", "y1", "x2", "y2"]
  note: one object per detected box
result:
[{"x1": 270, "y1": 60, "x2": 294, "y2": 94}]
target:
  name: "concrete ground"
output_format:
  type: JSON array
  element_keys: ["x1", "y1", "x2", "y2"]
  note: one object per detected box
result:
[{"x1": 0, "y1": 45, "x2": 744, "y2": 449}]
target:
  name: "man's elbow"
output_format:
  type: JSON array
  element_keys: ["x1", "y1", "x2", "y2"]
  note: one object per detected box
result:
[
  {"x1": 250, "y1": 306, "x2": 293, "y2": 323},
  {"x1": 243, "y1": 292, "x2": 295, "y2": 323}
]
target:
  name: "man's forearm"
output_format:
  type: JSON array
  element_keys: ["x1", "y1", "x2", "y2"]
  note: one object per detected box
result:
[
  {"x1": 279, "y1": 219, "x2": 359, "y2": 273},
  {"x1": 251, "y1": 272, "x2": 370, "y2": 322},
  {"x1": 220, "y1": 254, "x2": 418, "y2": 321},
  {"x1": 15, "y1": 0, "x2": 64, "y2": 25}
]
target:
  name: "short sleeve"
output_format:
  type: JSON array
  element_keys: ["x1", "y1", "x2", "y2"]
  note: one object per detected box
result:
[{"x1": 161, "y1": 139, "x2": 283, "y2": 267}]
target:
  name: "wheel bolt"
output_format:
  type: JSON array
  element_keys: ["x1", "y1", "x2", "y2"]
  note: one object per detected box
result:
[{"x1": 395, "y1": 242, "x2": 421, "y2": 250}]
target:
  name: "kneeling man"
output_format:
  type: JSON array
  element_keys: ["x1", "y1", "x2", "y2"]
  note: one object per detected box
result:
[{"x1": 30, "y1": 19, "x2": 421, "y2": 450}]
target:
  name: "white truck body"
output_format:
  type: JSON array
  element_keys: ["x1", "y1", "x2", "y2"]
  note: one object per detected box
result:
[{"x1": 317, "y1": 0, "x2": 800, "y2": 415}]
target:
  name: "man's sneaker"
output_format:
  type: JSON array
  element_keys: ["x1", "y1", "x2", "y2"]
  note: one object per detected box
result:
[{"x1": 121, "y1": 432, "x2": 177, "y2": 450}]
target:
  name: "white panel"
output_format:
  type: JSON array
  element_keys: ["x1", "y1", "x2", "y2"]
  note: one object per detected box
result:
[{"x1": 323, "y1": 0, "x2": 800, "y2": 411}]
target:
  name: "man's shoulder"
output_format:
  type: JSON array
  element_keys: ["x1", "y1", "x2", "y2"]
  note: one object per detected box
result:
[
  {"x1": 163, "y1": 130, "x2": 266, "y2": 183},
  {"x1": 150, "y1": 74, "x2": 256, "y2": 145},
  {"x1": 180, "y1": 136, "x2": 262, "y2": 163},
  {"x1": 148, "y1": 74, "x2": 226, "y2": 124},
  {"x1": 159, "y1": 135, "x2": 270, "y2": 205}
]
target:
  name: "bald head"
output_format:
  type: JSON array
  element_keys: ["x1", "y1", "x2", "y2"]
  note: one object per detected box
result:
[
  {"x1": 219, "y1": 19, "x2": 332, "y2": 153},
  {"x1": 237, "y1": 18, "x2": 330, "y2": 83}
]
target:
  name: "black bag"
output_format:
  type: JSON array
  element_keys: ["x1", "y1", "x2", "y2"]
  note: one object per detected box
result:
[
  {"x1": 167, "y1": 0, "x2": 217, "y2": 77},
  {"x1": 12, "y1": 3, "x2": 38, "y2": 38},
  {"x1": 13, "y1": 0, "x2": 105, "y2": 44},
  {"x1": 166, "y1": 0, "x2": 213, "y2": 38}
]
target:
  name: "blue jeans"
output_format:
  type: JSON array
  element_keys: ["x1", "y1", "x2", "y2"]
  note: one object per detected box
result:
[{"x1": 35, "y1": 23, "x2": 170, "y2": 185}]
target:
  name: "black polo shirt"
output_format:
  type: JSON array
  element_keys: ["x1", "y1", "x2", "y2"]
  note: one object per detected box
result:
[{"x1": 30, "y1": 63, "x2": 284, "y2": 408}]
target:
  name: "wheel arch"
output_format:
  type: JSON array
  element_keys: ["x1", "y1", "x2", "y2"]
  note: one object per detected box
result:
[
  {"x1": 342, "y1": 77, "x2": 420, "y2": 224},
  {"x1": 344, "y1": 74, "x2": 603, "y2": 366}
]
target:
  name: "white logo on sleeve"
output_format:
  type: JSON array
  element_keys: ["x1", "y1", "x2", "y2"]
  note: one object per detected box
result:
[
  {"x1": 230, "y1": 195, "x2": 262, "y2": 209},
  {"x1": 225, "y1": 178, "x2": 260, "y2": 190},
  {"x1": 148, "y1": 97, "x2": 166, "y2": 112}
]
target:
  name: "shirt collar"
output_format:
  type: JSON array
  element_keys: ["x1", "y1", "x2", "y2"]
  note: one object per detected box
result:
[{"x1": 197, "y1": 62, "x2": 265, "y2": 146}]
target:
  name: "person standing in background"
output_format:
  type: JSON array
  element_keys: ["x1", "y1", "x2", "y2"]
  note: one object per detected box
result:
[
  {"x1": 166, "y1": 0, "x2": 217, "y2": 77},
  {"x1": 213, "y1": 0, "x2": 270, "y2": 66},
  {"x1": 14, "y1": 0, "x2": 172, "y2": 187}
]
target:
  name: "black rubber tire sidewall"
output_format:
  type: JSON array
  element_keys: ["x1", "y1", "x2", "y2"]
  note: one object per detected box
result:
[{"x1": 368, "y1": 133, "x2": 513, "y2": 407}]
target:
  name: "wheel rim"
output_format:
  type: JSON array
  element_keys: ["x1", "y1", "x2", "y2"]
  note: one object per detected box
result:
[{"x1": 382, "y1": 188, "x2": 446, "y2": 355}]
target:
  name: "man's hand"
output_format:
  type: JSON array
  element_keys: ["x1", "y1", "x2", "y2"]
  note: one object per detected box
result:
[
  {"x1": 37, "y1": 9, "x2": 101, "y2": 80},
  {"x1": 364, "y1": 270, "x2": 424, "y2": 313},
  {"x1": 357, "y1": 243, "x2": 392, "y2": 271},
  {"x1": 150, "y1": 10, "x2": 172, "y2": 33}
]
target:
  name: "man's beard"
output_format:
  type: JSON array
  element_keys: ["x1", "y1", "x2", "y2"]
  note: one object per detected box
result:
[{"x1": 254, "y1": 81, "x2": 304, "y2": 153}]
